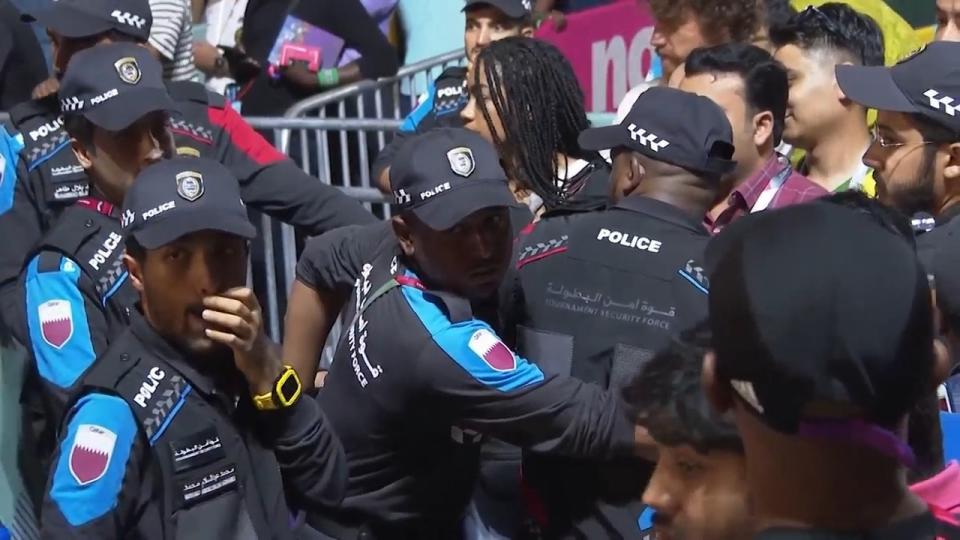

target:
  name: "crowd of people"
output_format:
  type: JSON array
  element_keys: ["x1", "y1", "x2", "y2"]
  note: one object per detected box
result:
[{"x1": 0, "y1": 0, "x2": 959, "y2": 539}]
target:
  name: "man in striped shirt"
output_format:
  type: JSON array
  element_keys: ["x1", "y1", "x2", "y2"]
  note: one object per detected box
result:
[
  {"x1": 148, "y1": 0, "x2": 198, "y2": 81},
  {"x1": 679, "y1": 43, "x2": 826, "y2": 234}
]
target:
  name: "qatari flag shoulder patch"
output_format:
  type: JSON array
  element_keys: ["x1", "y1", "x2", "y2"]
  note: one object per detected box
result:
[
  {"x1": 69, "y1": 424, "x2": 117, "y2": 486},
  {"x1": 468, "y1": 329, "x2": 517, "y2": 372}
]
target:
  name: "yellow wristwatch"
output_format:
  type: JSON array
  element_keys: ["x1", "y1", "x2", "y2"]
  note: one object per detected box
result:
[{"x1": 252, "y1": 366, "x2": 302, "y2": 411}]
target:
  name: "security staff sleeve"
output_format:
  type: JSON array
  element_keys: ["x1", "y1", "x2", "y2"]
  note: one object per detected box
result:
[
  {"x1": 400, "y1": 83, "x2": 438, "y2": 133},
  {"x1": 370, "y1": 83, "x2": 435, "y2": 186},
  {"x1": 405, "y1": 287, "x2": 636, "y2": 460},
  {"x1": 41, "y1": 393, "x2": 152, "y2": 538},
  {"x1": 255, "y1": 394, "x2": 348, "y2": 510},
  {"x1": 0, "y1": 156, "x2": 46, "y2": 333},
  {"x1": 296, "y1": 221, "x2": 393, "y2": 292},
  {"x1": 208, "y1": 102, "x2": 376, "y2": 235},
  {"x1": 372, "y1": 73, "x2": 466, "y2": 185},
  {"x1": 22, "y1": 252, "x2": 110, "y2": 413}
]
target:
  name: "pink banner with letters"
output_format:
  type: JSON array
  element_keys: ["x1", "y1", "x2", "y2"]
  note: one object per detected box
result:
[{"x1": 536, "y1": 1, "x2": 658, "y2": 113}]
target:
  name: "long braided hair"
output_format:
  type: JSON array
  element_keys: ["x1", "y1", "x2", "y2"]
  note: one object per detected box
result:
[{"x1": 474, "y1": 37, "x2": 598, "y2": 210}]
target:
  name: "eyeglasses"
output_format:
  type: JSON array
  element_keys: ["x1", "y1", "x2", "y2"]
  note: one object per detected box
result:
[{"x1": 870, "y1": 124, "x2": 939, "y2": 149}]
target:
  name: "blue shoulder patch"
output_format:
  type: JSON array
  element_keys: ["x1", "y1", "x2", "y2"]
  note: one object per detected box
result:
[
  {"x1": 401, "y1": 285, "x2": 544, "y2": 392},
  {"x1": 51, "y1": 393, "x2": 138, "y2": 527},
  {"x1": 25, "y1": 255, "x2": 97, "y2": 388},
  {"x1": 400, "y1": 80, "x2": 437, "y2": 133},
  {"x1": 0, "y1": 127, "x2": 24, "y2": 215}
]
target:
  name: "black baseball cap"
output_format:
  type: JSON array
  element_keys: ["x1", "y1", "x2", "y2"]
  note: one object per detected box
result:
[
  {"x1": 122, "y1": 158, "x2": 256, "y2": 249},
  {"x1": 389, "y1": 128, "x2": 516, "y2": 231},
  {"x1": 463, "y1": 0, "x2": 532, "y2": 19},
  {"x1": 578, "y1": 87, "x2": 736, "y2": 178},
  {"x1": 21, "y1": 0, "x2": 152, "y2": 42},
  {"x1": 837, "y1": 41, "x2": 960, "y2": 135},
  {"x1": 933, "y1": 219, "x2": 960, "y2": 326},
  {"x1": 59, "y1": 43, "x2": 176, "y2": 132},
  {"x1": 708, "y1": 202, "x2": 933, "y2": 467}
]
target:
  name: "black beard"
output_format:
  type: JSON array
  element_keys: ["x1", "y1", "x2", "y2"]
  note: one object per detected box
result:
[{"x1": 888, "y1": 147, "x2": 938, "y2": 217}]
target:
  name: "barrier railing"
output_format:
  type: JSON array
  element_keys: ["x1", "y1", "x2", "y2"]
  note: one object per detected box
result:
[{"x1": 242, "y1": 49, "x2": 465, "y2": 345}]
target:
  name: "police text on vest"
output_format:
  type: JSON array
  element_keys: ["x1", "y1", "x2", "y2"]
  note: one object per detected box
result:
[
  {"x1": 134, "y1": 366, "x2": 166, "y2": 407},
  {"x1": 89, "y1": 232, "x2": 123, "y2": 271},
  {"x1": 597, "y1": 228, "x2": 662, "y2": 253}
]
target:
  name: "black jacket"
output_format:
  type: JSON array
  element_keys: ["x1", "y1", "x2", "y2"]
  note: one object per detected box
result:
[
  {"x1": 40, "y1": 311, "x2": 346, "y2": 539},
  {"x1": 506, "y1": 195, "x2": 711, "y2": 539}
]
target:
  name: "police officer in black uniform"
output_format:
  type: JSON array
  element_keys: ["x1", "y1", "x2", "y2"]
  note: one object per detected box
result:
[
  {"x1": 40, "y1": 157, "x2": 346, "y2": 539},
  {"x1": 18, "y1": 43, "x2": 176, "y2": 416},
  {"x1": 13, "y1": 44, "x2": 176, "y2": 502},
  {"x1": 505, "y1": 87, "x2": 735, "y2": 538},
  {"x1": 297, "y1": 128, "x2": 642, "y2": 538},
  {"x1": 370, "y1": 0, "x2": 535, "y2": 192},
  {"x1": 0, "y1": 0, "x2": 376, "y2": 331},
  {"x1": 835, "y1": 41, "x2": 960, "y2": 274}
]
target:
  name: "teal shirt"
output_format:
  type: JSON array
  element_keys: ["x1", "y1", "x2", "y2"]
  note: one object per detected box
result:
[{"x1": 398, "y1": 0, "x2": 464, "y2": 96}]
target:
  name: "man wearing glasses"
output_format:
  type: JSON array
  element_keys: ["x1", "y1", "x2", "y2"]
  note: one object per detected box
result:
[{"x1": 836, "y1": 41, "x2": 960, "y2": 273}]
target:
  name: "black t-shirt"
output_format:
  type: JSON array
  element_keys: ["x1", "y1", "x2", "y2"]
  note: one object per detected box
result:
[
  {"x1": 296, "y1": 220, "x2": 635, "y2": 536},
  {"x1": 0, "y1": 0, "x2": 48, "y2": 109}
]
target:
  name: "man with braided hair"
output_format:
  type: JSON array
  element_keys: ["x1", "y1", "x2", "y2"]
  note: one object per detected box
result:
[
  {"x1": 461, "y1": 36, "x2": 612, "y2": 218},
  {"x1": 371, "y1": 0, "x2": 536, "y2": 193}
]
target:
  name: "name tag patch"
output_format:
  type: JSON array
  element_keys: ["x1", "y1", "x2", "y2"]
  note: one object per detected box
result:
[
  {"x1": 180, "y1": 463, "x2": 237, "y2": 506},
  {"x1": 170, "y1": 426, "x2": 225, "y2": 473}
]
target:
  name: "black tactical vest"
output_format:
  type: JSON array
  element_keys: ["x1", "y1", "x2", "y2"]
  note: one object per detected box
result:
[
  {"x1": 29, "y1": 199, "x2": 139, "y2": 332},
  {"x1": 20, "y1": 199, "x2": 139, "y2": 502},
  {"x1": 78, "y1": 332, "x2": 286, "y2": 540}
]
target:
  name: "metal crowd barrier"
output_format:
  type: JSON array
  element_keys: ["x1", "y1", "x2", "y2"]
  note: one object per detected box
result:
[{"x1": 243, "y1": 48, "x2": 466, "y2": 344}]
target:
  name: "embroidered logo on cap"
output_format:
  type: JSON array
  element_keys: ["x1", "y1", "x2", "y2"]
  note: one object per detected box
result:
[
  {"x1": 447, "y1": 147, "x2": 476, "y2": 177},
  {"x1": 468, "y1": 329, "x2": 516, "y2": 372},
  {"x1": 394, "y1": 188, "x2": 412, "y2": 205},
  {"x1": 60, "y1": 96, "x2": 84, "y2": 112},
  {"x1": 121, "y1": 209, "x2": 135, "y2": 228},
  {"x1": 627, "y1": 124, "x2": 671, "y2": 152},
  {"x1": 111, "y1": 10, "x2": 147, "y2": 29},
  {"x1": 925, "y1": 89, "x2": 958, "y2": 117},
  {"x1": 114, "y1": 57, "x2": 142, "y2": 85},
  {"x1": 69, "y1": 424, "x2": 117, "y2": 486},
  {"x1": 176, "y1": 171, "x2": 204, "y2": 202}
]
